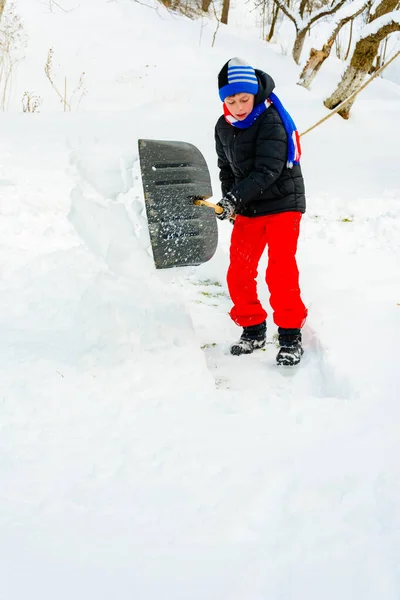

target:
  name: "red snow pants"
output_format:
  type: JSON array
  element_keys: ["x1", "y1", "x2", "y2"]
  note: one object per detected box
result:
[{"x1": 227, "y1": 211, "x2": 308, "y2": 329}]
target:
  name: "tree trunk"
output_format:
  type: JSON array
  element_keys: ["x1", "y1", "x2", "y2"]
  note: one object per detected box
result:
[
  {"x1": 324, "y1": 21, "x2": 400, "y2": 118},
  {"x1": 266, "y1": 3, "x2": 279, "y2": 42},
  {"x1": 298, "y1": 44, "x2": 333, "y2": 89},
  {"x1": 292, "y1": 28, "x2": 308, "y2": 64},
  {"x1": 201, "y1": 0, "x2": 212, "y2": 12},
  {"x1": 299, "y1": 0, "x2": 308, "y2": 19},
  {"x1": 324, "y1": 65, "x2": 366, "y2": 117},
  {"x1": 221, "y1": 0, "x2": 230, "y2": 24},
  {"x1": 0, "y1": 0, "x2": 7, "y2": 22}
]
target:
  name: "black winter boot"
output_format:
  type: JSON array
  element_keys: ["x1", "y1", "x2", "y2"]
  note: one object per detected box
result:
[
  {"x1": 276, "y1": 327, "x2": 303, "y2": 366},
  {"x1": 230, "y1": 321, "x2": 266, "y2": 356}
]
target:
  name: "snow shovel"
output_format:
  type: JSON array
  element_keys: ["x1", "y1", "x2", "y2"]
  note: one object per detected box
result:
[{"x1": 138, "y1": 138, "x2": 218, "y2": 269}]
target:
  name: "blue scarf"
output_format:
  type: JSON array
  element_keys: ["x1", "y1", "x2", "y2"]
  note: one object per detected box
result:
[{"x1": 223, "y1": 92, "x2": 301, "y2": 168}]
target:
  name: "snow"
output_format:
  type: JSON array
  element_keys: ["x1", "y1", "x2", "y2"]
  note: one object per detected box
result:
[{"x1": 1, "y1": 0, "x2": 400, "y2": 598}]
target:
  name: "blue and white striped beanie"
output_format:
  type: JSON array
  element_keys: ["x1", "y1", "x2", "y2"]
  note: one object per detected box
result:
[{"x1": 218, "y1": 57, "x2": 258, "y2": 102}]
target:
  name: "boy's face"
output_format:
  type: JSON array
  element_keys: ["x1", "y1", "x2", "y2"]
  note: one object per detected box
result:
[{"x1": 225, "y1": 93, "x2": 255, "y2": 120}]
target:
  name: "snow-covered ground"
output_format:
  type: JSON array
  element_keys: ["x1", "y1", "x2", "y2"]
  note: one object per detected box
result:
[{"x1": 1, "y1": 1, "x2": 400, "y2": 598}]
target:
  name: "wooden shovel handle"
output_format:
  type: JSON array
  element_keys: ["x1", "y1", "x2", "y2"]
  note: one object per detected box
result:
[
  {"x1": 193, "y1": 198, "x2": 237, "y2": 221},
  {"x1": 192, "y1": 198, "x2": 224, "y2": 214}
]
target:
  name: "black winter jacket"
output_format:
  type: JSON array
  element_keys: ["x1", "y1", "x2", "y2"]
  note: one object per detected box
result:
[{"x1": 215, "y1": 70, "x2": 306, "y2": 217}]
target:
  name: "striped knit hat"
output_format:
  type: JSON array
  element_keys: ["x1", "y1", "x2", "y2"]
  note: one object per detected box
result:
[{"x1": 218, "y1": 57, "x2": 259, "y2": 102}]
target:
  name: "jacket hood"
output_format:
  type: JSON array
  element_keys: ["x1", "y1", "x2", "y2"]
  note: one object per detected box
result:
[{"x1": 254, "y1": 70, "x2": 275, "y2": 104}]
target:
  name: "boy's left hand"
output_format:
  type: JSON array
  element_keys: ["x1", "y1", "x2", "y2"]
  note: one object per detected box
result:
[{"x1": 216, "y1": 192, "x2": 237, "y2": 221}]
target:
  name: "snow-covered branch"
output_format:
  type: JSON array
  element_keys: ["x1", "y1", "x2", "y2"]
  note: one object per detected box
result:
[
  {"x1": 271, "y1": 0, "x2": 305, "y2": 30},
  {"x1": 332, "y1": 0, "x2": 371, "y2": 23},
  {"x1": 329, "y1": 0, "x2": 370, "y2": 37},
  {"x1": 372, "y1": 0, "x2": 400, "y2": 19},
  {"x1": 358, "y1": 9, "x2": 400, "y2": 37},
  {"x1": 308, "y1": 0, "x2": 349, "y2": 27},
  {"x1": 370, "y1": 0, "x2": 386, "y2": 12}
]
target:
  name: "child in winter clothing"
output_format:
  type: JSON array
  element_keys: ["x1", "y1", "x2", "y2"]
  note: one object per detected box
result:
[{"x1": 215, "y1": 57, "x2": 308, "y2": 366}]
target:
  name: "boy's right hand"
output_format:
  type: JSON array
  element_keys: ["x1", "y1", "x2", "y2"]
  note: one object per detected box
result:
[{"x1": 216, "y1": 192, "x2": 237, "y2": 221}]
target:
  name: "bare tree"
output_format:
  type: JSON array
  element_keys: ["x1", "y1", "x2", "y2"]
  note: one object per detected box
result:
[
  {"x1": 298, "y1": 0, "x2": 370, "y2": 89},
  {"x1": 255, "y1": 0, "x2": 279, "y2": 42},
  {"x1": 324, "y1": 0, "x2": 400, "y2": 118},
  {"x1": 267, "y1": 2, "x2": 280, "y2": 41},
  {"x1": 221, "y1": 0, "x2": 230, "y2": 24},
  {"x1": 201, "y1": 0, "x2": 212, "y2": 12},
  {"x1": 0, "y1": 0, "x2": 7, "y2": 23},
  {"x1": 272, "y1": 0, "x2": 350, "y2": 63}
]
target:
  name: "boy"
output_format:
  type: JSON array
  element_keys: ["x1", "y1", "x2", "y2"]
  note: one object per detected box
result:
[{"x1": 215, "y1": 57, "x2": 308, "y2": 366}]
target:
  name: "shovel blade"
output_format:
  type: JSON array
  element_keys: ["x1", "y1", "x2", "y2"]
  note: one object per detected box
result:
[{"x1": 138, "y1": 139, "x2": 218, "y2": 269}]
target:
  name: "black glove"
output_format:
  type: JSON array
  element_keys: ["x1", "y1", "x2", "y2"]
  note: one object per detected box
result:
[{"x1": 216, "y1": 192, "x2": 238, "y2": 221}]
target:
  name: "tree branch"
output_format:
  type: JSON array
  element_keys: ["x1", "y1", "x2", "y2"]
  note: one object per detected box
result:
[
  {"x1": 299, "y1": 0, "x2": 308, "y2": 18},
  {"x1": 329, "y1": 0, "x2": 370, "y2": 43},
  {"x1": 308, "y1": 0, "x2": 348, "y2": 27},
  {"x1": 272, "y1": 0, "x2": 302, "y2": 28},
  {"x1": 358, "y1": 9, "x2": 400, "y2": 38}
]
